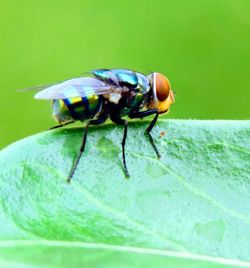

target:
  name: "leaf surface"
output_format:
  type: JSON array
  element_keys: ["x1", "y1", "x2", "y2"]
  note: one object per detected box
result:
[{"x1": 0, "y1": 120, "x2": 250, "y2": 268}]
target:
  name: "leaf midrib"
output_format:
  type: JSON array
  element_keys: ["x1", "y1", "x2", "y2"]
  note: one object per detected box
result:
[{"x1": 0, "y1": 240, "x2": 249, "y2": 267}]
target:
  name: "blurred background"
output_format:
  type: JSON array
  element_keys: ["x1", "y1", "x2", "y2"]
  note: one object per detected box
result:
[{"x1": 0, "y1": 0, "x2": 250, "y2": 148}]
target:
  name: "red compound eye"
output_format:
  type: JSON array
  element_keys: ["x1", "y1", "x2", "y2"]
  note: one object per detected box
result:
[{"x1": 154, "y1": 73, "x2": 171, "y2": 101}]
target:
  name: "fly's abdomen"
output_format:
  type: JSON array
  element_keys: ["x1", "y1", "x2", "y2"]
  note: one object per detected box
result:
[
  {"x1": 53, "y1": 99, "x2": 71, "y2": 123},
  {"x1": 53, "y1": 95, "x2": 102, "y2": 123}
]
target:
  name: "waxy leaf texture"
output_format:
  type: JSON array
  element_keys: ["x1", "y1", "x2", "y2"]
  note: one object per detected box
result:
[{"x1": 0, "y1": 120, "x2": 250, "y2": 268}]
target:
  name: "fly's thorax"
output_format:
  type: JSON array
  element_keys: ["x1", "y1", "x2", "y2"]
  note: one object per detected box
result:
[
  {"x1": 119, "y1": 92, "x2": 145, "y2": 117},
  {"x1": 93, "y1": 69, "x2": 151, "y2": 95},
  {"x1": 104, "y1": 92, "x2": 122, "y2": 104},
  {"x1": 93, "y1": 69, "x2": 151, "y2": 112},
  {"x1": 147, "y1": 72, "x2": 174, "y2": 114}
]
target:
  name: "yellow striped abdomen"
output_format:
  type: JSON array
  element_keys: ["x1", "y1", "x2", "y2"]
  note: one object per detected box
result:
[{"x1": 52, "y1": 95, "x2": 102, "y2": 123}]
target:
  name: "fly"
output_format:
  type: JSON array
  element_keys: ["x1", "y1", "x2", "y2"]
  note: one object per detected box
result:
[{"x1": 34, "y1": 69, "x2": 175, "y2": 182}]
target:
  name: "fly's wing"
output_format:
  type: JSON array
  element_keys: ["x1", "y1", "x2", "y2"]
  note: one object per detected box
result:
[
  {"x1": 17, "y1": 82, "x2": 63, "y2": 92},
  {"x1": 34, "y1": 77, "x2": 128, "y2": 100}
]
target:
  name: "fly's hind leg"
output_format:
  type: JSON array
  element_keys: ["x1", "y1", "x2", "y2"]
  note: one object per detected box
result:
[
  {"x1": 49, "y1": 120, "x2": 75, "y2": 130},
  {"x1": 67, "y1": 117, "x2": 107, "y2": 183},
  {"x1": 129, "y1": 109, "x2": 160, "y2": 158}
]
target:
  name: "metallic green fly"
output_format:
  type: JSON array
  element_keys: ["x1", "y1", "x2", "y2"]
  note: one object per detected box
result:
[{"x1": 34, "y1": 69, "x2": 175, "y2": 182}]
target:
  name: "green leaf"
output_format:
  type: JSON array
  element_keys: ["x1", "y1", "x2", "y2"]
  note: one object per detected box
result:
[{"x1": 0, "y1": 119, "x2": 250, "y2": 268}]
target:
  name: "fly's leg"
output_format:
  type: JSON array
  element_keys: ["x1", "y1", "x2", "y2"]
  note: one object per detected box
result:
[
  {"x1": 49, "y1": 120, "x2": 75, "y2": 130},
  {"x1": 145, "y1": 113, "x2": 160, "y2": 158},
  {"x1": 111, "y1": 118, "x2": 129, "y2": 177},
  {"x1": 67, "y1": 121, "x2": 90, "y2": 183},
  {"x1": 122, "y1": 121, "x2": 129, "y2": 177},
  {"x1": 129, "y1": 109, "x2": 160, "y2": 158},
  {"x1": 67, "y1": 117, "x2": 107, "y2": 183}
]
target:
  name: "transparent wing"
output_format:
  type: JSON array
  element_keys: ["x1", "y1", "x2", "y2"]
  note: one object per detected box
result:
[
  {"x1": 34, "y1": 77, "x2": 128, "y2": 100},
  {"x1": 17, "y1": 82, "x2": 61, "y2": 92}
]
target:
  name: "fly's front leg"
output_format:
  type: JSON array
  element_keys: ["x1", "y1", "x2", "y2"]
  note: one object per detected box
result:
[
  {"x1": 129, "y1": 109, "x2": 160, "y2": 158},
  {"x1": 145, "y1": 113, "x2": 160, "y2": 158}
]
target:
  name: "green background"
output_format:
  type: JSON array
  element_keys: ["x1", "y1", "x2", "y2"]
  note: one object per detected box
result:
[{"x1": 0, "y1": 0, "x2": 250, "y2": 149}]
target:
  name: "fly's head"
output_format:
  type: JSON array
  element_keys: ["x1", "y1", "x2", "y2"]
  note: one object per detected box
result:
[{"x1": 147, "y1": 72, "x2": 174, "y2": 114}]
